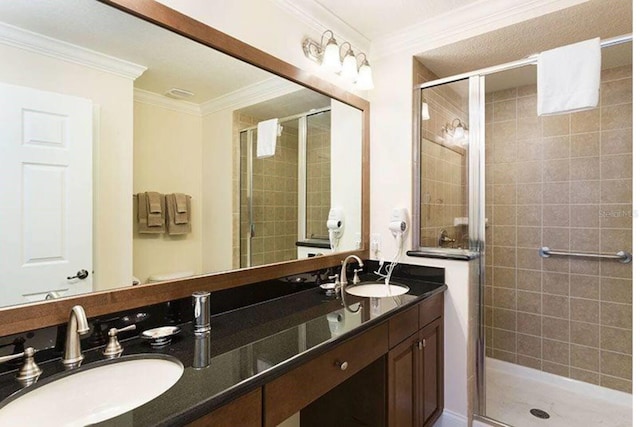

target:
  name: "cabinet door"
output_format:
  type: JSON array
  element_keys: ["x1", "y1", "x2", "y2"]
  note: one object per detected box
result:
[
  {"x1": 388, "y1": 331, "x2": 420, "y2": 427},
  {"x1": 418, "y1": 318, "x2": 444, "y2": 427}
]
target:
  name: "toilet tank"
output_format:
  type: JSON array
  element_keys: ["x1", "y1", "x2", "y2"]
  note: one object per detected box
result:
[{"x1": 147, "y1": 271, "x2": 194, "y2": 284}]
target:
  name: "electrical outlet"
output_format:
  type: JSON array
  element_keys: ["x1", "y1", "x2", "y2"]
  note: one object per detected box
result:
[{"x1": 371, "y1": 233, "x2": 381, "y2": 259}]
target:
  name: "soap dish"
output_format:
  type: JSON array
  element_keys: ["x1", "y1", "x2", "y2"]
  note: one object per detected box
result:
[{"x1": 141, "y1": 326, "x2": 181, "y2": 348}]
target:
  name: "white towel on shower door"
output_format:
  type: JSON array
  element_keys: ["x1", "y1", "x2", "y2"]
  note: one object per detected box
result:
[
  {"x1": 537, "y1": 38, "x2": 601, "y2": 116},
  {"x1": 256, "y1": 118, "x2": 278, "y2": 158}
]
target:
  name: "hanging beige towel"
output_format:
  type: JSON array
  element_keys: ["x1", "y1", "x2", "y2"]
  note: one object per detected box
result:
[
  {"x1": 174, "y1": 193, "x2": 189, "y2": 224},
  {"x1": 166, "y1": 193, "x2": 191, "y2": 235},
  {"x1": 137, "y1": 193, "x2": 165, "y2": 234},
  {"x1": 146, "y1": 191, "x2": 164, "y2": 227}
]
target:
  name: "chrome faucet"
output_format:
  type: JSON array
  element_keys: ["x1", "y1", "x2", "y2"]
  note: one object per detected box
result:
[
  {"x1": 62, "y1": 305, "x2": 90, "y2": 370},
  {"x1": 339, "y1": 254, "x2": 364, "y2": 302}
]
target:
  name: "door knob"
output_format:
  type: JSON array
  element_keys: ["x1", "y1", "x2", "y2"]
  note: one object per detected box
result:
[{"x1": 67, "y1": 269, "x2": 89, "y2": 280}]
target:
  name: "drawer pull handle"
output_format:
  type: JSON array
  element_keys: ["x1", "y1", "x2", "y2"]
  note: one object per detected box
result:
[{"x1": 335, "y1": 360, "x2": 348, "y2": 371}]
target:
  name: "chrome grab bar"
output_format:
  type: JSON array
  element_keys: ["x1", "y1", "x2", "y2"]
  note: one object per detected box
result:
[{"x1": 539, "y1": 247, "x2": 632, "y2": 264}]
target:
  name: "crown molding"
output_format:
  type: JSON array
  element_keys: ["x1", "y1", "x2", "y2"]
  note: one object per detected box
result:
[
  {"x1": 370, "y1": 0, "x2": 588, "y2": 60},
  {"x1": 201, "y1": 77, "x2": 301, "y2": 116},
  {"x1": 134, "y1": 89, "x2": 202, "y2": 116},
  {"x1": 135, "y1": 78, "x2": 303, "y2": 117},
  {"x1": 0, "y1": 22, "x2": 147, "y2": 80},
  {"x1": 269, "y1": 0, "x2": 371, "y2": 54}
]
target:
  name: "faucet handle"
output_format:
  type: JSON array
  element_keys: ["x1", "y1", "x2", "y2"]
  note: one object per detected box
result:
[
  {"x1": 0, "y1": 347, "x2": 42, "y2": 387},
  {"x1": 328, "y1": 274, "x2": 339, "y2": 284},
  {"x1": 352, "y1": 268, "x2": 363, "y2": 284},
  {"x1": 103, "y1": 325, "x2": 136, "y2": 359}
]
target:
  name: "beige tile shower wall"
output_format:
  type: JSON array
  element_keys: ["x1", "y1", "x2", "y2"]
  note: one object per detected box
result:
[
  {"x1": 484, "y1": 65, "x2": 632, "y2": 393},
  {"x1": 415, "y1": 61, "x2": 469, "y2": 248},
  {"x1": 255, "y1": 124, "x2": 298, "y2": 265},
  {"x1": 306, "y1": 121, "x2": 331, "y2": 239}
]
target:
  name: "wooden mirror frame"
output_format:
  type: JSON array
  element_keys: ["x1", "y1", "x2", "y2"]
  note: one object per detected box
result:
[{"x1": 0, "y1": 0, "x2": 369, "y2": 337}]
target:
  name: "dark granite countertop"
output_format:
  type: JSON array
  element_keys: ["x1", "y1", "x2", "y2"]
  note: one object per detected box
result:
[{"x1": 0, "y1": 272, "x2": 446, "y2": 427}]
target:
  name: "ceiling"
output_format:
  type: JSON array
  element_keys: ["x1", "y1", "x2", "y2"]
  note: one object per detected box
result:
[
  {"x1": 414, "y1": 0, "x2": 632, "y2": 80},
  {"x1": 312, "y1": 0, "x2": 478, "y2": 40},
  {"x1": 0, "y1": 0, "x2": 298, "y2": 105},
  {"x1": 304, "y1": 0, "x2": 631, "y2": 87}
]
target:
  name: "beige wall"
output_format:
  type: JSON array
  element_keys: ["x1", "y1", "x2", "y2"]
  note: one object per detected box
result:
[
  {"x1": 484, "y1": 65, "x2": 632, "y2": 393},
  {"x1": 133, "y1": 101, "x2": 203, "y2": 283},
  {"x1": 0, "y1": 43, "x2": 134, "y2": 292},
  {"x1": 330, "y1": 99, "x2": 363, "y2": 251},
  {"x1": 202, "y1": 109, "x2": 234, "y2": 273}
]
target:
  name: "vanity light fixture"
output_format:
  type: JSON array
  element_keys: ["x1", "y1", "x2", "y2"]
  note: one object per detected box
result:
[{"x1": 302, "y1": 30, "x2": 374, "y2": 90}]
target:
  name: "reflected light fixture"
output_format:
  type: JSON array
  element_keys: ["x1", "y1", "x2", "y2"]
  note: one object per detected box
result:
[
  {"x1": 302, "y1": 30, "x2": 374, "y2": 90},
  {"x1": 421, "y1": 102, "x2": 430, "y2": 120},
  {"x1": 438, "y1": 118, "x2": 468, "y2": 147}
]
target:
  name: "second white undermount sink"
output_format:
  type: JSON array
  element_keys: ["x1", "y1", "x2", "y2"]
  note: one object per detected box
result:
[
  {"x1": 0, "y1": 354, "x2": 183, "y2": 426},
  {"x1": 345, "y1": 282, "x2": 410, "y2": 298}
]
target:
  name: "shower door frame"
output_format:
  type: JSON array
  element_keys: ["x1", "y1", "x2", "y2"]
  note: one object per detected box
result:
[{"x1": 415, "y1": 33, "x2": 632, "y2": 426}]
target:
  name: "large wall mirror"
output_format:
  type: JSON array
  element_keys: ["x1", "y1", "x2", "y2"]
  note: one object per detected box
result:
[{"x1": 0, "y1": 0, "x2": 366, "y2": 313}]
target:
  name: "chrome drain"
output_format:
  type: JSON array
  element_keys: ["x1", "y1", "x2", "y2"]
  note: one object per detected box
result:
[{"x1": 530, "y1": 408, "x2": 550, "y2": 419}]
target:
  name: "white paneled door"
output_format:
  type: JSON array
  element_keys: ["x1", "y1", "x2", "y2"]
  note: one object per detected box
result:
[{"x1": 0, "y1": 82, "x2": 93, "y2": 306}]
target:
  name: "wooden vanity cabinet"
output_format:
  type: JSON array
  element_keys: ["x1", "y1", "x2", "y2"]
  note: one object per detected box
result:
[
  {"x1": 388, "y1": 293, "x2": 444, "y2": 427},
  {"x1": 264, "y1": 322, "x2": 389, "y2": 427},
  {"x1": 187, "y1": 388, "x2": 262, "y2": 427},
  {"x1": 187, "y1": 292, "x2": 443, "y2": 427}
]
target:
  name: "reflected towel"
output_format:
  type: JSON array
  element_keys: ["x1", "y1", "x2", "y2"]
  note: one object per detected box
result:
[
  {"x1": 166, "y1": 193, "x2": 191, "y2": 235},
  {"x1": 146, "y1": 191, "x2": 164, "y2": 227},
  {"x1": 256, "y1": 118, "x2": 278, "y2": 158},
  {"x1": 136, "y1": 193, "x2": 165, "y2": 234},
  {"x1": 173, "y1": 193, "x2": 189, "y2": 224},
  {"x1": 537, "y1": 38, "x2": 601, "y2": 116}
]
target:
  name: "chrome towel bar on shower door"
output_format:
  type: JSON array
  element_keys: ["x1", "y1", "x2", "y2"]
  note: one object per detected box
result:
[{"x1": 538, "y1": 247, "x2": 632, "y2": 264}]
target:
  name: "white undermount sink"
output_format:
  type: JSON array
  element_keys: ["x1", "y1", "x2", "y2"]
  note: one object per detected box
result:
[
  {"x1": 345, "y1": 282, "x2": 410, "y2": 298},
  {"x1": 0, "y1": 355, "x2": 183, "y2": 426}
]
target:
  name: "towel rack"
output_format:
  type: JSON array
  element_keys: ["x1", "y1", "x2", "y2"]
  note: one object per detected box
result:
[{"x1": 538, "y1": 247, "x2": 632, "y2": 264}]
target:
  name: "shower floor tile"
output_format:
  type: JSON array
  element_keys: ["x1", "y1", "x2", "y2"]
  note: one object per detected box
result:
[{"x1": 485, "y1": 358, "x2": 632, "y2": 427}]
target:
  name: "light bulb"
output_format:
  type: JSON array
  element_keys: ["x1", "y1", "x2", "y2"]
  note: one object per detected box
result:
[
  {"x1": 421, "y1": 102, "x2": 430, "y2": 120},
  {"x1": 341, "y1": 51, "x2": 358, "y2": 82},
  {"x1": 356, "y1": 62, "x2": 374, "y2": 90},
  {"x1": 453, "y1": 125, "x2": 465, "y2": 140},
  {"x1": 322, "y1": 39, "x2": 341, "y2": 73}
]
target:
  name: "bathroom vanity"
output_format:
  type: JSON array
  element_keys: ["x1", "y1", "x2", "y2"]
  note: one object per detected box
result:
[{"x1": 0, "y1": 264, "x2": 445, "y2": 426}]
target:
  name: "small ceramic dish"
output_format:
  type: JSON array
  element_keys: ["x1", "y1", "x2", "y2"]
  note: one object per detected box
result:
[{"x1": 141, "y1": 326, "x2": 181, "y2": 348}]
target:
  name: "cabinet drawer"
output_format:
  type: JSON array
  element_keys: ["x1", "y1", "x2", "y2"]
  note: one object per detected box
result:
[
  {"x1": 419, "y1": 292, "x2": 443, "y2": 328},
  {"x1": 187, "y1": 388, "x2": 261, "y2": 427},
  {"x1": 389, "y1": 304, "x2": 419, "y2": 348},
  {"x1": 264, "y1": 322, "x2": 389, "y2": 427}
]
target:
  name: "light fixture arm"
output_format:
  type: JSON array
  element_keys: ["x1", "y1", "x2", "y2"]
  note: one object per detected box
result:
[
  {"x1": 355, "y1": 52, "x2": 369, "y2": 68},
  {"x1": 320, "y1": 30, "x2": 335, "y2": 47}
]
